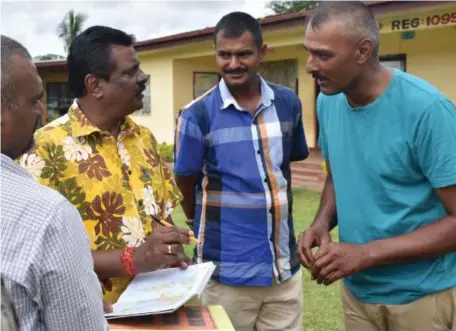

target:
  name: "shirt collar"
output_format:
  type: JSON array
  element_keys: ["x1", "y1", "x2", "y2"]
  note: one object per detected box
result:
[
  {"x1": 219, "y1": 75, "x2": 275, "y2": 111},
  {"x1": 68, "y1": 99, "x2": 140, "y2": 138},
  {"x1": 1, "y1": 153, "x2": 32, "y2": 179}
]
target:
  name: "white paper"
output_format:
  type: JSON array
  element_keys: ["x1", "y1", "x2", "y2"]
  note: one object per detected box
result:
[{"x1": 105, "y1": 262, "x2": 216, "y2": 319}]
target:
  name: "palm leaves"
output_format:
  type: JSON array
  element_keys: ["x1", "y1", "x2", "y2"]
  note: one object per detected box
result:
[{"x1": 57, "y1": 10, "x2": 87, "y2": 53}]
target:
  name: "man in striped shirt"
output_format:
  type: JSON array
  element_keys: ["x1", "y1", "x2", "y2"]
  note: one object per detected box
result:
[{"x1": 174, "y1": 12, "x2": 308, "y2": 331}]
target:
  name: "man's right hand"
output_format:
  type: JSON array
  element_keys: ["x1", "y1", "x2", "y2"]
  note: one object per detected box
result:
[
  {"x1": 297, "y1": 224, "x2": 332, "y2": 269},
  {"x1": 133, "y1": 226, "x2": 191, "y2": 273}
]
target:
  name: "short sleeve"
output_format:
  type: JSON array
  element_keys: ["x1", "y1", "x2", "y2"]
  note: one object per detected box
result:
[
  {"x1": 173, "y1": 109, "x2": 205, "y2": 176},
  {"x1": 316, "y1": 93, "x2": 329, "y2": 160},
  {"x1": 291, "y1": 97, "x2": 309, "y2": 161},
  {"x1": 414, "y1": 98, "x2": 456, "y2": 188}
]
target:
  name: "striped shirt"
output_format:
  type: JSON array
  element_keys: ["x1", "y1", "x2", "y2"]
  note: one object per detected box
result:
[
  {"x1": 1, "y1": 154, "x2": 108, "y2": 331},
  {"x1": 174, "y1": 76, "x2": 309, "y2": 286}
]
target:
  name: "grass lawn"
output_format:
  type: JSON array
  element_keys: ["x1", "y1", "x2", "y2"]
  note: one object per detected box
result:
[{"x1": 171, "y1": 188, "x2": 344, "y2": 331}]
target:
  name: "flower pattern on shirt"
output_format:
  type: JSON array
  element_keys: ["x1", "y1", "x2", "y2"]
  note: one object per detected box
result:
[
  {"x1": 19, "y1": 153, "x2": 45, "y2": 178},
  {"x1": 19, "y1": 100, "x2": 182, "y2": 303},
  {"x1": 63, "y1": 136, "x2": 92, "y2": 162},
  {"x1": 121, "y1": 216, "x2": 145, "y2": 247}
]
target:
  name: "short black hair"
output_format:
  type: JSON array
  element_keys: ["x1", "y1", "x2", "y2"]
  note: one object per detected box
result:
[
  {"x1": 1, "y1": 35, "x2": 32, "y2": 108},
  {"x1": 214, "y1": 11, "x2": 263, "y2": 48},
  {"x1": 67, "y1": 25, "x2": 135, "y2": 97},
  {"x1": 309, "y1": 1, "x2": 380, "y2": 57}
]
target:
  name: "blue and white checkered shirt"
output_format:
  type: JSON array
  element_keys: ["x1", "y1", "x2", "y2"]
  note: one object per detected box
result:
[
  {"x1": 0, "y1": 154, "x2": 108, "y2": 331},
  {"x1": 174, "y1": 76, "x2": 309, "y2": 286}
]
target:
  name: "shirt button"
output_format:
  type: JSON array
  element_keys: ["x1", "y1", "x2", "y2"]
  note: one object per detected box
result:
[
  {"x1": 264, "y1": 178, "x2": 268, "y2": 183},
  {"x1": 269, "y1": 208, "x2": 273, "y2": 213},
  {"x1": 257, "y1": 150, "x2": 261, "y2": 154},
  {"x1": 128, "y1": 170, "x2": 132, "y2": 175}
]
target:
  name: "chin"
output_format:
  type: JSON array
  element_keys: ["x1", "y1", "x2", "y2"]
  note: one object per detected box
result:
[{"x1": 319, "y1": 86, "x2": 343, "y2": 96}]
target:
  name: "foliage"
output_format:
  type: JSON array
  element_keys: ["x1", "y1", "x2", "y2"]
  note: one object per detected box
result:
[
  {"x1": 267, "y1": 0, "x2": 319, "y2": 14},
  {"x1": 158, "y1": 143, "x2": 174, "y2": 162},
  {"x1": 57, "y1": 9, "x2": 87, "y2": 53},
  {"x1": 33, "y1": 53, "x2": 65, "y2": 61}
]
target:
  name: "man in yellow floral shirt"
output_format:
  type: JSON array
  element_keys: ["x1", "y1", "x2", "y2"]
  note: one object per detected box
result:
[{"x1": 20, "y1": 26, "x2": 191, "y2": 303}]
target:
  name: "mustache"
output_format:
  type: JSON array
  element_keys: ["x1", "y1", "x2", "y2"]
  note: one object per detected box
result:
[
  {"x1": 312, "y1": 73, "x2": 329, "y2": 81},
  {"x1": 137, "y1": 84, "x2": 146, "y2": 94},
  {"x1": 224, "y1": 68, "x2": 247, "y2": 75}
]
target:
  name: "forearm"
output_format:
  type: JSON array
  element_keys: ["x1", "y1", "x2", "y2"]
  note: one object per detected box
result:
[
  {"x1": 175, "y1": 175, "x2": 198, "y2": 220},
  {"x1": 312, "y1": 171, "x2": 338, "y2": 232},
  {"x1": 92, "y1": 249, "x2": 125, "y2": 279},
  {"x1": 364, "y1": 214, "x2": 456, "y2": 268}
]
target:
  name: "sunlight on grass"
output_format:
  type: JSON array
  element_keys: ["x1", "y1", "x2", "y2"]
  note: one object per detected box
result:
[{"x1": 171, "y1": 188, "x2": 344, "y2": 331}]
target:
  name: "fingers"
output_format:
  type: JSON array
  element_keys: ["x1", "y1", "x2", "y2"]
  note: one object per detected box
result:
[
  {"x1": 297, "y1": 233, "x2": 312, "y2": 269},
  {"x1": 324, "y1": 270, "x2": 344, "y2": 286},
  {"x1": 159, "y1": 228, "x2": 191, "y2": 245},
  {"x1": 315, "y1": 262, "x2": 338, "y2": 285},
  {"x1": 314, "y1": 242, "x2": 331, "y2": 260},
  {"x1": 302, "y1": 236, "x2": 317, "y2": 269},
  {"x1": 319, "y1": 231, "x2": 332, "y2": 247},
  {"x1": 311, "y1": 250, "x2": 332, "y2": 280}
]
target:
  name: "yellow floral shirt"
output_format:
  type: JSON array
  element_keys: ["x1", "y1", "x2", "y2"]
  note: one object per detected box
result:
[{"x1": 19, "y1": 101, "x2": 182, "y2": 303}]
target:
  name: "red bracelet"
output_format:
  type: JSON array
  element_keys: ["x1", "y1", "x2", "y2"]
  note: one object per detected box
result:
[{"x1": 120, "y1": 246, "x2": 137, "y2": 276}]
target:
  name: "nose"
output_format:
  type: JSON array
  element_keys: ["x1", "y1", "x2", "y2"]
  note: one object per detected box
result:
[
  {"x1": 228, "y1": 55, "x2": 240, "y2": 69},
  {"x1": 306, "y1": 53, "x2": 317, "y2": 74},
  {"x1": 138, "y1": 68, "x2": 148, "y2": 84}
]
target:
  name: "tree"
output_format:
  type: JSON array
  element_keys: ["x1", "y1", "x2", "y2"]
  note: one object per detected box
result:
[
  {"x1": 57, "y1": 10, "x2": 87, "y2": 53},
  {"x1": 267, "y1": 1, "x2": 319, "y2": 14},
  {"x1": 33, "y1": 54, "x2": 65, "y2": 61}
]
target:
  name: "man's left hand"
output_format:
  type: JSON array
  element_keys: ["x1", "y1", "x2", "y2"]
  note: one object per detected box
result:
[{"x1": 310, "y1": 242, "x2": 372, "y2": 285}]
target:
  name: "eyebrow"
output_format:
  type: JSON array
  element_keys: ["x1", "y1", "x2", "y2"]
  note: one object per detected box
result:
[
  {"x1": 123, "y1": 61, "x2": 140, "y2": 74},
  {"x1": 34, "y1": 90, "x2": 44, "y2": 101}
]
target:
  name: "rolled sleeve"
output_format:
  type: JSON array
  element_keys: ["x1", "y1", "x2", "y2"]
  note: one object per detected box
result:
[
  {"x1": 173, "y1": 110, "x2": 205, "y2": 176},
  {"x1": 414, "y1": 98, "x2": 456, "y2": 188}
]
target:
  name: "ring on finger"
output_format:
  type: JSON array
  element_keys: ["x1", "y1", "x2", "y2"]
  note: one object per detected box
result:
[{"x1": 168, "y1": 244, "x2": 172, "y2": 254}]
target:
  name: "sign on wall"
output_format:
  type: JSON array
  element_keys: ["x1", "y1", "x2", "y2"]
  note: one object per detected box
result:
[{"x1": 378, "y1": 9, "x2": 456, "y2": 33}]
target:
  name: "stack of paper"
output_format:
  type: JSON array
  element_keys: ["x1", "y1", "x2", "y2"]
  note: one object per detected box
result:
[{"x1": 105, "y1": 262, "x2": 216, "y2": 320}]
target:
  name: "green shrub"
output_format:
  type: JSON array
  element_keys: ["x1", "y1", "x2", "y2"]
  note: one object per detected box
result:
[{"x1": 158, "y1": 142, "x2": 174, "y2": 162}]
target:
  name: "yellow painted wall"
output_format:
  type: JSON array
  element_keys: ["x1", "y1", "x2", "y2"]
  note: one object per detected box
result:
[
  {"x1": 37, "y1": 3, "x2": 455, "y2": 146},
  {"x1": 380, "y1": 26, "x2": 456, "y2": 102},
  {"x1": 133, "y1": 54, "x2": 175, "y2": 144}
]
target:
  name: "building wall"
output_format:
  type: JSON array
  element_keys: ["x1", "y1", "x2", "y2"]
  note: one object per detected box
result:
[
  {"x1": 37, "y1": 4, "x2": 455, "y2": 147},
  {"x1": 134, "y1": 54, "x2": 174, "y2": 144}
]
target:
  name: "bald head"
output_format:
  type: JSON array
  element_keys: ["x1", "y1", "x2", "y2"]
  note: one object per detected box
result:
[
  {"x1": 1, "y1": 35, "x2": 32, "y2": 108},
  {"x1": 309, "y1": 1, "x2": 380, "y2": 57}
]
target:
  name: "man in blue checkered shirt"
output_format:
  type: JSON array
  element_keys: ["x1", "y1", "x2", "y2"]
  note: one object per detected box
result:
[{"x1": 174, "y1": 12, "x2": 309, "y2": 331}]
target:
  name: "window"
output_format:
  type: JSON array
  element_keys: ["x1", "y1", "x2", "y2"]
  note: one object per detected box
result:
[
  {"x1": 133, "y1": 76, "x2": 151, "y2": 116},
  {"x1": 193, "y1": 72, "x2": 220, "y2": 99},
  {"x1": 46, "y1": 83, "x2": 74, "y2": 122},
  {"x1": 259, "y1": 59, "x2": 298, "y2": 95},
  {"x1": 380, "y1": 54, "x2": 406, "y2": 71}
]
